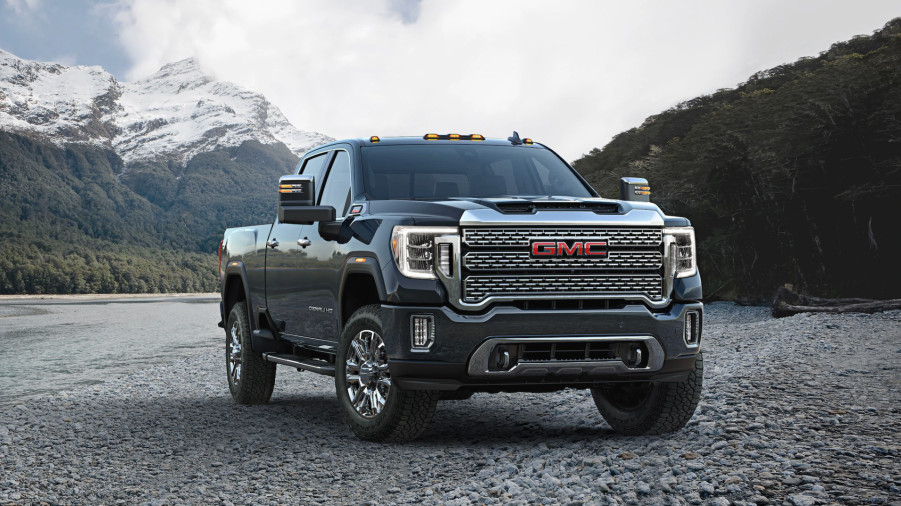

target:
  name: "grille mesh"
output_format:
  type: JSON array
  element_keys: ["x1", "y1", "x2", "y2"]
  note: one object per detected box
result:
[
  {"x1": 463, "y1": 274, "x2": 663, "y2": 302},
  {"x1": 464, "y1": 251, "x2": 662, "y2": 271},
  {"x1": 463, "y1": 228, "x2": 662, "y2": 247}
]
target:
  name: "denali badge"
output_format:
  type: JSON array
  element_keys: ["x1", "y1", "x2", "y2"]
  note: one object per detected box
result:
[{"x1": 530, "y1": 239, "x2": 607, "y2": 258}]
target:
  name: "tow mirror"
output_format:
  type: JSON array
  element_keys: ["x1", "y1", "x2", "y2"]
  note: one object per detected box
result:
[
  {"x1": 277, "y1": 175, "x2": 336, "y2": 224},
  {"x1": 619, "y1": 177, "x2": 651, "y2": 202}
]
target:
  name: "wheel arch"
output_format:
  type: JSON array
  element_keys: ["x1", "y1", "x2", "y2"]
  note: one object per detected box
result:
[
  {"x1": 339, "y1": 257, "x2": 387, "y2": 335},
  {"x1": 224, "y1": 262, "x2": 255, "y2": 331}
]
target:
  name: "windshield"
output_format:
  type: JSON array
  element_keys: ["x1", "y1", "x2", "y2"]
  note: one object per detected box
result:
[{"x1": 360, "y1": 145, "x2": 593, "y2": 199}]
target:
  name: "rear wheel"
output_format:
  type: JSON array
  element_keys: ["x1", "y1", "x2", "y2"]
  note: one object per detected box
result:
[
  {"x1": 591, "y1": 350, "x2": 703, "y2": 435},
  {"x1": 335, "y1": 305, "x2": 439, "y2": 443},
  {"x1": 225, "y1": 303, "x2": 276, "y2": 405}
]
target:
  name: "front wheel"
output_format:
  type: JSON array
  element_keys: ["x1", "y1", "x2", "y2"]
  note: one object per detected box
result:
[
  {"x1": 225, "y1": 303, "x2": 276, "y2": 405},
  {"x1": 335, "y1": 305, "x2": 439, "y2": 443},
  {"x1": 591, "y1": 350, "x2": 703, "y2": 436}
]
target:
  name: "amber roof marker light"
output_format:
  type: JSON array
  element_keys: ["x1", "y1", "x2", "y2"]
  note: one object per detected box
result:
[
  {"x1": 523, "y1": 138, "x2": 533, "y2": 145},
  {"x1": 423, "y1": 133, "x2": 485, "y2": 140},
  {"x1": 370, "y1": 136, "x2": 380, "y2": 143}
]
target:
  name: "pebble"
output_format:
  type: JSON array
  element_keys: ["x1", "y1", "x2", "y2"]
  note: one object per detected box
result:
[{"x1": 0, "y1": 304, "x2": 898, "y2": 505}]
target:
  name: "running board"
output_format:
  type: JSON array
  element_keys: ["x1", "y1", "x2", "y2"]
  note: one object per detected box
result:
[{"x1": 262, "y1": 353, "x2": 336, "y2": 377}]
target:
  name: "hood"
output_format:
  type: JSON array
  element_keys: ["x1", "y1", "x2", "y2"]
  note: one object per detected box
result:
[{"x1": 367, "y1": 196, "x2": 682, "y2": 227}]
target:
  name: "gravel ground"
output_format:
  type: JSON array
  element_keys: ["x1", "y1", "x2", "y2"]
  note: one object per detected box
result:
[{"x1": 1, "y1": 304, "x2": 899, "y2": 506}]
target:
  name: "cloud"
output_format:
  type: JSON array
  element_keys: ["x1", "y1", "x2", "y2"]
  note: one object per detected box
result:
[
  {"x1": 4, "y1": 0, "x2": 41, "y2": 15},
  {"x1": 109, "y1": 0, "x2": 901, "y2": 162}
]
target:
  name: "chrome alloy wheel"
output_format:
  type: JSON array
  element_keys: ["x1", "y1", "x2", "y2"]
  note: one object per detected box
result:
[
  {"x1": 228, "y1": 321, "x2": 243, "y2": 386},
  {"x1": 345, "y1": 330, "x2": 391, "y2": 418}
]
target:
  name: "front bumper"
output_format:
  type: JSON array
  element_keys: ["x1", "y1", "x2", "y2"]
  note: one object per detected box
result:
[{"x1": 382, "y1": 302, "x2": 702, "y2": 392}]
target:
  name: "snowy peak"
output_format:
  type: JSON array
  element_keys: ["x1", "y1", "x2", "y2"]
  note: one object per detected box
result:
[
  {"x1": 130, "y1": 57, "x2": 213, "y2": 94},
  {"x1": 0, "y1": 50, "x2": 332, "y2": 164},
  {"x1": 0, "y1": 49, "x2": 122, "y2": 142}
]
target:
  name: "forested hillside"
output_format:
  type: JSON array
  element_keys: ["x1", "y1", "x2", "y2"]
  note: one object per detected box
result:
[
  {"x1": 0, "y1": 132, "x2": 298, "y2": 294},
  {"x1": 573, "y1": 19, "x2": 901, "y2": 300}
]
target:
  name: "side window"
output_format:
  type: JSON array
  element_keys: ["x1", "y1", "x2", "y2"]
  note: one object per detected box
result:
[
  {"x1": 318, "y1": 151, "x2": 352, "y2": 218},
  {"x1": 299, "y1": 152, "x2": 329, "y2": 189}
]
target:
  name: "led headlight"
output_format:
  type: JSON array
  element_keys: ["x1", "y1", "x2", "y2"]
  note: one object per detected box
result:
[
  {"x1": 390, "y1": 226, "x2": 458, "y2": 279},
  {"x1": 664, "y1": 227, "x2": 697, "y2": 278}
]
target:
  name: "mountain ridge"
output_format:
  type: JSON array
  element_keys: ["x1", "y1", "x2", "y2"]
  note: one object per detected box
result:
[
  {"x1": 0, "y1": 49, "x2": 333, "y2": 166},
  {"x1": 0, "y1": 50, "x2": 332, "y2": 294}
]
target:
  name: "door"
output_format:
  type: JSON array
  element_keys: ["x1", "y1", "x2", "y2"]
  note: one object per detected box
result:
[
  {"x1": 264, "y1": 151, "x2": 331, "y2": 336},
  {"x1": 296, "y1": 149, "x2": 353, "y2": 341}
]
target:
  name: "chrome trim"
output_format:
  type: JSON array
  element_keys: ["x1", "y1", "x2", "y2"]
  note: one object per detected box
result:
[
  {"x1": 467, "y1": 336, "x2": 665, "y2": 378},
  {"x1": 463, "y1": 273, "x2": 664, "y2": 303},
  {"x1": 463, "y1": 250, "x2": 663, "y2": 271},
  {"x1": 458, "y1": 208, "x2": 666, "y2": 227}
]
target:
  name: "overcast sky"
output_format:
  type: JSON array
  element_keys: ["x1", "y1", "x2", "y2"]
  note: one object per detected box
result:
[{"x1": 2, "y1": 0, "x2": 899, "y2": 161}]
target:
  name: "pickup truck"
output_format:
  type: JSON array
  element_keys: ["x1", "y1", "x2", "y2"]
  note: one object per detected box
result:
[{"x1": 218, "y1": 133, "x2": 703, "y2": 443}]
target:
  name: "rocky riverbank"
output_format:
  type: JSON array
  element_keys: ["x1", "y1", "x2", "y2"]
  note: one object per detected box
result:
[{"x1": 1, "y1": 304, "x2": 898, "y2": 505}]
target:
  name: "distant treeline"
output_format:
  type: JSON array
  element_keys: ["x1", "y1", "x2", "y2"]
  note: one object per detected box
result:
[
  {"x1": 573, "y1": 19, "x2": 901, "y2": 300},
  {"x1": 0, "y1": 131, "x2": 298, "y2": 294},
  {"x1": 0, "y1": 241, "x2": 216, "y2": 294}
]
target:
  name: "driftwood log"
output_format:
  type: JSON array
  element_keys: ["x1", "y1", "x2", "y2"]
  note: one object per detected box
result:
[{"x1": 771, "y1": 286, "x2": 901, "y2": 318}]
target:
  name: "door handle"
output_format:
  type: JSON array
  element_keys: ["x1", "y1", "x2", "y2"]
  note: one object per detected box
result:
[
  {"x1": 267, "y1": 238, "x2": 279, "y2": 248},
  {"x1": 298, "y1": 238, "x2": 311, "y2": 247}
]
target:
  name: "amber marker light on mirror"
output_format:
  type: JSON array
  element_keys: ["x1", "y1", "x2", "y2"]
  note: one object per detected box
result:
[{"x1": 355, "y1": 258, "x2": 367, "y2": 263}]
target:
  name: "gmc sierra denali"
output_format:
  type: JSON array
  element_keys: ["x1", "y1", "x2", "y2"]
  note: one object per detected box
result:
[{"x1": 218, "y1": 132, "x2": 703, "y2": 443}]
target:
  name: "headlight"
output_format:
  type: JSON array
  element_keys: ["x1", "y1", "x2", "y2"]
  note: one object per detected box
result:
[
  {"x1": 391, "y1": 226, "x2": 458, "y2": 279},
  {"x1": 664, "y1": 227, "x2": 697, "y2": 278}
]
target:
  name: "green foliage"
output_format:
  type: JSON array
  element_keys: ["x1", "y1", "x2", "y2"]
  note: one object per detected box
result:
[
  {"x1": 0, "y1": 131, "x2": 299, "y2": 294},
  {"x1": 573, "y1": 18, "x2": 901, "y2": 299}
]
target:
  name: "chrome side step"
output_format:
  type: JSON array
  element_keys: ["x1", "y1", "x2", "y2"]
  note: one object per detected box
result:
[{"x1": 262, "y1": 353, "x2": 336, "y2": 377}]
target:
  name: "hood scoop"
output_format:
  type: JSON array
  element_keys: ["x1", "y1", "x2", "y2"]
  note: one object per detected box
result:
[{"x1": 492, "y1": 201, "x2": 620, "y2": 214}]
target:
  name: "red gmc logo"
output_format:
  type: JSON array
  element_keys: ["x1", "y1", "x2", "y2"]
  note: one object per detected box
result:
[{"x1": 530, "y1": 239, "x2": 607, "y2": 257}]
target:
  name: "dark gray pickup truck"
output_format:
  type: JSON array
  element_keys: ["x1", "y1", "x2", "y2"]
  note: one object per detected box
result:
[{"x1": 218, "y1": 133, "x2": 703, "y2": 443}]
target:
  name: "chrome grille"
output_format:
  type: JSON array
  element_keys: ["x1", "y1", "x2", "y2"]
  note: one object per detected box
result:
[
  {"x1": 463, "y1": 274, "x2": 663, "y2": 302},
  {"x1": 463, "y1": 228, "x2": 662, "y2": 247},
  {"x1": 464, "y1": 251, "x2": 662, "y2": 271}
]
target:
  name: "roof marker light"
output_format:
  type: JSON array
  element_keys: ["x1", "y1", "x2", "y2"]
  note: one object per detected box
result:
[
  {"x1": 370, "y1": 136, "x2": 380, "y2": 143},
  {"x1": 425, "y1": 133, "x2": 439, "y2": 140},
  {"x1": 471, "y1": 134, "x2": 484, "y2": 141},
  {"x1": 449, "y1": 133, "x2": 460, "y2": 140},
  {"x1": 523, "y1": 138, "x2": 533, "y2": 145}
]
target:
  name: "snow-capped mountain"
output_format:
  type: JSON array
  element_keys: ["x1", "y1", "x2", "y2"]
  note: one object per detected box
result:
[{"x1": 0, "y1": 49, "x2": 332, "y2": 164}]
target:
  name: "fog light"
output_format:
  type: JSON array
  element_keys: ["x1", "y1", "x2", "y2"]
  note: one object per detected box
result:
[
  {"x1": 437, "y1": 243, "x2": 452, "y2": 277},
  {"x1": 684, "y1": 311, "x2": 700, "y2": 346},
  {"x1": 411, "y1": 315, "x2": 435, "y2": 350}
]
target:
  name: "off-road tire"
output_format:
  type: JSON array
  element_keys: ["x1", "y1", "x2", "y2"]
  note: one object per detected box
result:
[
  {"x1": 335, "y1": 305, "x2": 439, "y2": 443},
  {"x1": 226, "y1": 303, "x2": 276, "y2": 405},
  {"x1": 591, "y1": 350, "x2": 703, "y2": 436}
]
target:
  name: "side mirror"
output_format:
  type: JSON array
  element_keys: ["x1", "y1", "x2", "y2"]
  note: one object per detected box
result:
[
  {"x1": 277, "y1": 175, "x2": 336, "y2": 224},
  {"x1": 619, "y1": 177, "x2": 651, "y2": 202}
]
